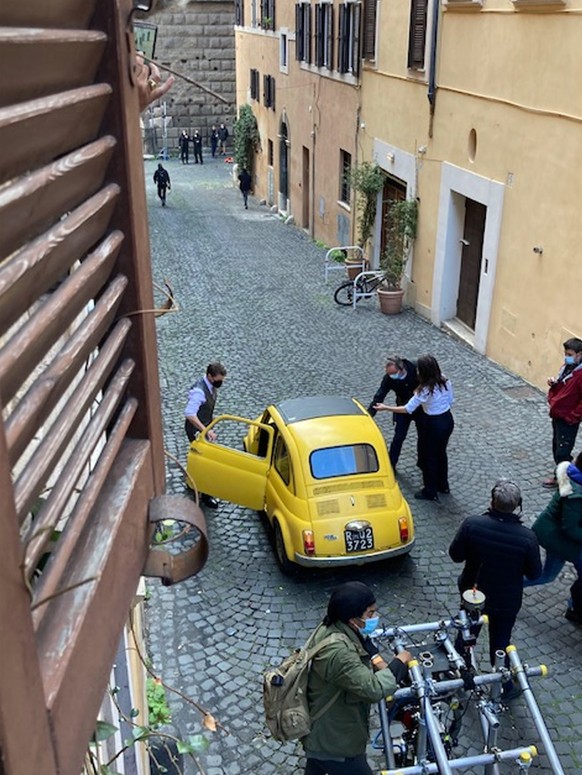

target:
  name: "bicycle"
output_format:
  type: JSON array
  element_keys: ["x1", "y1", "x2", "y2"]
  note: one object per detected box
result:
[{"x1": 333, "y1": 270, "x2": 385, "y2": 307}]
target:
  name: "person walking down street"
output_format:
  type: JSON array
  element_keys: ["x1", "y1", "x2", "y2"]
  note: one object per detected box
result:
[
  {"x1": 449, "y1": 480, "x2": 542, "y2": 667},
  {"x1": 179, "y1": 129, "x2": 190, "y2": 164},
  {"x1": 303, "y1": 582, "x2": 411, "y2": 775},
  {"x1": 210, "y1": 124, "x2": 219, "y2": 158},
  {"x1": 218, "y1": 122, "x2": 229, "y2": 155},
  {"x1": 153, "y1": 163, "x2": 171, "y2": 206},
  {"x1": 527, "y1": 451, "x2": 582, "y2": 624},
  {"x1": 374, "y1": 354, "x2": 454, "y2": 501},
  {"x1": 543, "y1": 337, "x2": 582, "y2": 489},
  {"x1": 367, "y1": 355, "x2": 421, "y2": 470},
  {"x1": 238, "y1": 167, "x2": 252, "y2": 209},
  {"x1": 192, "y1": 130, "x2": 204, "y2": 164},
  {"x1": 184, "y1": 362, "x2": 227, "y2": 508}
]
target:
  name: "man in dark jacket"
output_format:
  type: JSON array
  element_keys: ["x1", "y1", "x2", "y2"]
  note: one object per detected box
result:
[
  {"x1": 304, "y1": 582, "x2": 411, "y2": 775},
  {"x1": 153, "y1": 163, "x2": 171, "y2": 206},
  {"x1": 543, "y1": 337, "x2": 582, "y2": 488},
  {"x1": 449, "y1": 480, "x2": 541, "y2": 665},
  {"x1": 192, "y1": 130, "x2": 203, "y2": 164},
  {"x1": 368, "y1": 355, "x2": 421, "y2": 469}
]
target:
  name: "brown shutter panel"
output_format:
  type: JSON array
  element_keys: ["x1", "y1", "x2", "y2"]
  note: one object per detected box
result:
[
  {"x1": 408, "y1": 0, "x2": 428, "y2": 69},
  {"x1": 296, "y1": 3, "x2": 304, "y2": 60},
  {"x1": 0, "y1": 2, "x2": 191, "y2": 775},
  {"x1": 338, "y1": 3, "x2": 347, "y2": 73},
  {"x1": 315, "y1": 4, "x2": 322, "y2": 67},
  {"x1": 305, "y1": 4, "x2": 312, "y2": 64},
  {"x1": 363, "y1": 0, "x2": 377, "y2": 60},
  {"x1": 328, "y1": 5, "x2": 335, "y2": 68},
  {"x1": 352, "y1": 2, "x2": 362, "y2": 76}
]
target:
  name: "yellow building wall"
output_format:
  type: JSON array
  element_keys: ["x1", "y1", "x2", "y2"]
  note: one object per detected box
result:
[
  {"x1": 235, "y1": 0, "x2": 361, "y2": 247},
  {"x1": 360, "y1": 0, "x2": 582, "y2": 388}
]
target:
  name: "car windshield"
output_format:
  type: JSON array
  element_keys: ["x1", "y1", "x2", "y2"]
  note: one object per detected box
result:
[{"x1": 310, "y1": 444, "x2": 379, "y2": 479}]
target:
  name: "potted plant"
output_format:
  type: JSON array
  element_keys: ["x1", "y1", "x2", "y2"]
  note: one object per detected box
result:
[
  {"x1": 345, "y1": 162, "x2": 384, "y2": 277},
  {"x1": 377, "y1": 198, "x2": 418, "y2": 315},
  {"x1": 233, "y1": 104, "x2": 260, "y2": 178}
]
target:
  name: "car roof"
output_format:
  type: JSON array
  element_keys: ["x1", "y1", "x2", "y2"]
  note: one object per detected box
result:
[{"x1": 274, "y1": 396, "x2": 366, "y2": 425}]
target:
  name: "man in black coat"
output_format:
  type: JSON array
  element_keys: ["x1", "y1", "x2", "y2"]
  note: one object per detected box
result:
[
  {"x1": 449, "y1": 480, "x2": 541, "y2": 665},
  {"x1": 368, "y1": 355, "x2": 421, "y2": 469}
]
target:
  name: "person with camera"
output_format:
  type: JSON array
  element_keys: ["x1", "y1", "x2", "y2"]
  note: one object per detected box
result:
[{"x1": 303, "y1": 582, "x2": 411, "y2": 775}]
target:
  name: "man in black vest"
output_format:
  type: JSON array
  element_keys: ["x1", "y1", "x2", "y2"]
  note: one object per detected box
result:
[{"x1": 184, "y1": 362, "x2": 227, "y2": 508}]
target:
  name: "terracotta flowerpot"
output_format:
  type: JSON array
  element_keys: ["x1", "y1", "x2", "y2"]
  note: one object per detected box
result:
[
  {"x1": 377, "y1": 287, "x2": 405, "y2": 315},
  {"x1": 345, "y1": 256, "x2": 368, "y2": 280}
]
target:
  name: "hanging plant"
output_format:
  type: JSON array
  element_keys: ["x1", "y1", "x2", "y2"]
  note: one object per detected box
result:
[
  {"x1": 345, "y1": 162, "x2": 385, "y2": 249},
  {"x1": 380, "y1": 198, "x2": 418, "y2": 290},
  {"x1": 233, "y1": 104, "x2": 260, "y2": 172}
]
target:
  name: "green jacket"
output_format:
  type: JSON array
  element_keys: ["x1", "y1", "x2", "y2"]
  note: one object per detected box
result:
[
  {"x1": 532, "y1": 463, "x2": 582, "y2": 562},
  {"x1": 302, "y1": 621, "x2": 398, "y2": 758}
]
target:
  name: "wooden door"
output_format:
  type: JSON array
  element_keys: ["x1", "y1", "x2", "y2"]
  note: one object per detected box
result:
[{"x1": 457, "y1": 199, "x2": 486, "y2": 330}]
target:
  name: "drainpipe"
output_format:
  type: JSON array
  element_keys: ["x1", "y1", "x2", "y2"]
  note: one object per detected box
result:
[{"x1": 427, "y1": 0, "x2": 440, "y2": 137}]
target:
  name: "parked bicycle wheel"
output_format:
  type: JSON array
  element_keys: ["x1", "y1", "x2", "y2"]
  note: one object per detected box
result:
[{"x1": 334, "y1": 281, "x2": 355, "y2": 306}]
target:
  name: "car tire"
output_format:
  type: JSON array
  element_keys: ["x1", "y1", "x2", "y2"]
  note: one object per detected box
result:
[{"x1": 273, "y1": 521, "x2": 294, "y2": 575}]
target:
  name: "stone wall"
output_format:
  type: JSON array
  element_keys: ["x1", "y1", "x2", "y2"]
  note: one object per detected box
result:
[{"x1": 142, "y1": 0, "x2": 236, "y2": 155}]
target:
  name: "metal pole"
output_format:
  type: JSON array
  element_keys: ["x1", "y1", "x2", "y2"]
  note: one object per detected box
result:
[
  {"x1": 506, "y1": 646, "x2": 565, "y2": 775},
  {"x1": 378, "y1": 699, "x2": 396, "y2": 770},
  {"x1": 379, "y1": 744, "x2": 537, "y2": 774}
]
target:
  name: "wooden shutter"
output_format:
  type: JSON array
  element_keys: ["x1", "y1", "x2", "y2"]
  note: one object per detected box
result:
[
  {"x1": 338, "y1": 3, "x2": 348, "y2": 73},
  {"x1": 327, "y1": 5, "x2": 335, "y2": 68},
  {"x1": 296, "y1": 3, "x2": 304, "y2": 60},
  {"x1": 363, "y1": 0, "x2": 377, "y2": 60},
  {"x1": 235, "y1": 0, "x2": 245, "y2": 25},
  {"x1": 305, "y1": 4, "x2": 312, "y2": 64},
  {"x1": 0, "y1": 3, "x2": 205, "y2": 775},
  {"x1": 271, "y1": 77, "x2": 276, "y2": 110},
  {"x1": 315, "y1": 4, "x2": 322, "y2": 67},
  {"x1": 408, "y1": 0, "x2": 428, "y2": 70},
  {"x1": 352, "y1": 2, "x2": 362, "y2": 76}
]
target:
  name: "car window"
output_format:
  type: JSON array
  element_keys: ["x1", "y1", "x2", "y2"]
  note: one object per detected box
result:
[
  {"x1": 310, "y1": 444, "x2": 379, "y2": 479},
  {"x1": 274, "y1": 434, "x2": 291, "y2": 485}
]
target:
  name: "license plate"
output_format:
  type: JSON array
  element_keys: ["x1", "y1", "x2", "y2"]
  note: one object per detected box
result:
[{"x1": 345, "y1": 527, "x2": 374, "y2": 553}]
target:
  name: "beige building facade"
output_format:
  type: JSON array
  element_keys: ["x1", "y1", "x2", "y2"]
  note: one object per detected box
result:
[{"x1": 235, "y1": 0, "x2": 581, "y2": 389}]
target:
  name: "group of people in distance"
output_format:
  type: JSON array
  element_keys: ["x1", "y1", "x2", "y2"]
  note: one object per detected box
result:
[{"x1": 178, "y1": 123, "x2": 229, "y2": 164}]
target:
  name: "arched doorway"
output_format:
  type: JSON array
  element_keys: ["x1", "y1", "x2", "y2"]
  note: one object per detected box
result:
[{"x1": 278, "y1": 116, "x2": 289, "y2": 213}]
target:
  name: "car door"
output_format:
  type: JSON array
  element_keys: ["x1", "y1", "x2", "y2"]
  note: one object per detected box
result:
[{"x1": 187, "y1": 415, "x2": 274, "y2": 510}]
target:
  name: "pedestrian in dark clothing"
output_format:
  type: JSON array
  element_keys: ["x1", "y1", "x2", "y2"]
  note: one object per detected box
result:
[
  {"x1": 374, "y1": 354, "x2": 454, "y2": 501},
  {"x1": 449, "y1": 480, "x2": 541, "y2": 665},
  {"x1": 543, "y1": 337, "x2": 582, "y2": 489},
  {"x1": 528, "y1": 451, "x2": 582, "y2": 624},
  {"x1": 303, "y1": 582, "x2": 411, "y2": 775},
  {"x1": 153, "y1": 163, "x2": 171, "y2": 206},
  {"x1": 179, "y1": 130, "x2": 190, "y2": 164},
  {"x1": 192, "y1": 130, "x2": 203, "y2": 164},
  {"x1": 238, "y1": 167, "x2": 252, "y2": 209},
  {"x1": 217, "y1": 122, "x2": 229, "y2": 155},
  {"x1": 368, "y1": 355, "x2": 421, "y2": 469},
  {"x1": 184, "y1": 362, "x2": 227, "y2": 508},
  {"x1": 210, "y1": 125, "x2": 219, "y2": 158}
]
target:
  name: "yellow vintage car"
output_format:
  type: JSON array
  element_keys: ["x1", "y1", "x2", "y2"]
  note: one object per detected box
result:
[{"x1": 186, "y1": 395, "x2": 415, "y2": 573}]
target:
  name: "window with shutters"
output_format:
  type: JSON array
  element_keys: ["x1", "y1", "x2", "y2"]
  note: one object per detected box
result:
[
  {"x1": 250, "y1": 68, "x2": 260, "y2": 99},
  {"x1": 408, "y1": 0, "x2": 428, "y2": 70},
  {"x1": 295, "y1": 2, "x2": 312, "y2": 64},
  {"x1": 235, "y1": 0, "x2": 245, "y2": 26},
  {"x1": 0, "y1": 2, "x2": 207, "y2": 774},
  {"x1": 261, "y1": 0, "x2": 276, "y2": 30},
  {"x1": 339, "y1": 149, "x2": 352, "y2": 204},
  {"x1": 264, "y1": 74, "x2": 276, "y2": 109},
  {"x1": 338, "y1": 2, "x2": 362, "y2": 76},
  {"x1": 315, "y1": 2, "x2": 334, "y2": 69},
  {"x1": 362, "y1": 0, "x2": 377, "y2": 61},
  {"x1": 280, "y1": 31, "x2": 289, "y2": 72}
]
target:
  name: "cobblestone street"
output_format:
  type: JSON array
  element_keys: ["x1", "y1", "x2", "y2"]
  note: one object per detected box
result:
[{"x1": 145, "y1": 158, "x2": 582, "y2": 774}]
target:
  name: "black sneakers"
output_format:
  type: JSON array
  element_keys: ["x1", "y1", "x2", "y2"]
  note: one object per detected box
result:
[{"x1": 565, "y1": 608, "x2": 582, "y2": 624}]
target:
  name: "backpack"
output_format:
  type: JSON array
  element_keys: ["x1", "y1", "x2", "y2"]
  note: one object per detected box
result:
[
  {"x1": 263, "y1": 629, "x2": 349, "y2": 742},
  {"x1": 155, "y1": 168, "x2": 169, "y2": 186}
]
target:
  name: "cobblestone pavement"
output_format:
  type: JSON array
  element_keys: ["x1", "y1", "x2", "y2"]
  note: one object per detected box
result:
[{"x1": 145, "y1": 158, "x2": 582, "y2": 774}]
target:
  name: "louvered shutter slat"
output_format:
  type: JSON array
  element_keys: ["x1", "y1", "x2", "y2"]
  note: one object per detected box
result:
[{"x1": 0, "y1": 0, "x2": 98, "y2": 29}]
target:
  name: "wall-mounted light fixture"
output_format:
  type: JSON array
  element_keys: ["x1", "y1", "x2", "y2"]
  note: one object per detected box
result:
[
  {"x1": 386, "y1": 152, "x2": 395, "y2": 164},
  {"x1": 418, "y1": 145, "x2": 428, "y2": 155},
  {"x1": 532, "y1": 246, "x2": 543, "y2": 255}
]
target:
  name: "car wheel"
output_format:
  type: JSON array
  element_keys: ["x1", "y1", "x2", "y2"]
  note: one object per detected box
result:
[{"x1": 273, "y1": 521, "x2": 294, "y2": 575}]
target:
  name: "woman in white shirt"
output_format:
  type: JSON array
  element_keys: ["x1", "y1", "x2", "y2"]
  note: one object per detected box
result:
[{"x1": 374, "y1": 354, "x2": 454, "y2": 501}]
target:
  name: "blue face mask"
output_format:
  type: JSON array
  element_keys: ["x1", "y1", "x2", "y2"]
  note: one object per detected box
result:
[
  {"x1": 389, "y1": 372, "x2": 405, "y2": 380},
  {"x1": 565, "y1": 355, "x2": 576, "y2": 366},
  {"x1": 358, "y1": 616, "x2": 380, "y2": 636}
]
